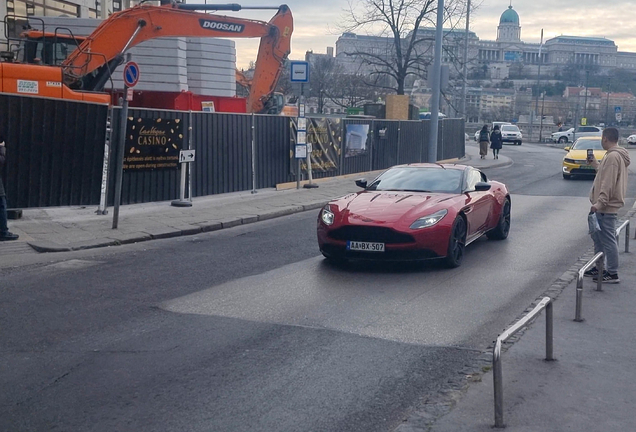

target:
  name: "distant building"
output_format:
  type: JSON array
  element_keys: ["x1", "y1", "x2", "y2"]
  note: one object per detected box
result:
[{"x1": 334, "y1": 3, "x2": 636, "y2": 76}]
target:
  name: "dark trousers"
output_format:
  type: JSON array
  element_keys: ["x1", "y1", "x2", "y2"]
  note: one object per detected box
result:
[{"x1": 0, "y1": 196, "x2": 8, "y2": 234}]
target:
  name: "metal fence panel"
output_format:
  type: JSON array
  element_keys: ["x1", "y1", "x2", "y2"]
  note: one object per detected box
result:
[
  {"x1": 397, "y1": 121, "x2": 423, "y2": 164},
  {"x1": 254, "y1": 115, "x2": 293, "y2": 188},
  {"x1": 0, "y1": 93, "x2": 107, "y2": 208},
  {"x1": 190, "y1": 112, "x2": 253, "y2": 196}
]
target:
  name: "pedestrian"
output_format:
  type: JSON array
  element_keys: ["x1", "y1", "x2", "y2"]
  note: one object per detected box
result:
[
  {"x1": 584, "y1": 127, "x2": 630, "y2": 283},
  {"x1": 558, "y1": 122, "x2": 563, "y2": 132},
  {"x1": 0, "y1": 130, "x2": 19, "y2": 241},
  {"x1": 478, "y1": 125, "x2": 490, "y2": 159},
  {"x1": 490, "y1": 125, "x2": 503, "y2": 159}
]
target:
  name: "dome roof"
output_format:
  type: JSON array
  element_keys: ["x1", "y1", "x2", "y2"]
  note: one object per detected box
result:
[{"x1": 500, "y1": 6, "x2": 519, "y2": 25}]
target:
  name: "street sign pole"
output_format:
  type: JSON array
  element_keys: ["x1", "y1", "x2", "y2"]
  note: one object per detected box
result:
[
  {"x1": 172, "y1": 111, "x2": 194, "y2": 207},
  {"x1": 112, "y1": 53, "x2": 133, "y2": 229},
  {"x1": 290, "y1": 61, "x2": 315, "y2": 189}
]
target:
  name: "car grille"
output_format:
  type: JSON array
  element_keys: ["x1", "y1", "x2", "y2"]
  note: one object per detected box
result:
[{"x1": 328, "y1": 226, "x2": 415, "y2": 244}]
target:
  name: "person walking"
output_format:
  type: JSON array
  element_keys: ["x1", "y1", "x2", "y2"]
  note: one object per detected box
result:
[
  {"x1": 478, "y1": 125, "x2": 490, "y2": 159},
  {"x1": 583, "y1": 127, "x2": 630, "y2": 283},
  {"x1": 0, "y1": 131, "x2": 19, "y2": 241},
  {"x1": 490, "y1": 125, "x2": 503, "y2": 159}
]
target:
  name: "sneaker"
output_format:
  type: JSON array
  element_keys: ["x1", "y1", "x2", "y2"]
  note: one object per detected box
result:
[
  {"x1": 583, "y1": 267, "x2": 599, "y2": 277},
  {"x1": 0, "y1": 231, "x2": 19, "y2": 241},
  {"x1": 593, "y1": 271, "x2": 620, "y2": 284}
]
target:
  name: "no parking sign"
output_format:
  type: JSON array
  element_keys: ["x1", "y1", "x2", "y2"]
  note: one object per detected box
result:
[{"x1": 123, "y1": 62, "x2": 140, "y2": 88}]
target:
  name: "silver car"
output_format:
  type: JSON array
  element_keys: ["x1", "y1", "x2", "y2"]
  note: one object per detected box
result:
[{"x1": 551, "y1": 126, "x2": 602, "y2": 144}]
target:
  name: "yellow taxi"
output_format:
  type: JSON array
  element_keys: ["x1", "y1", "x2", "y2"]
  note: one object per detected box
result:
[{"x1": 562, "y1": 136, "x2": 606, "y2": 179}]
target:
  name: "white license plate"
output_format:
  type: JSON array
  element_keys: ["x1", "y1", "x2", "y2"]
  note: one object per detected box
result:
[{"x1": 347, "y1": 241, "x2": 385, "y2": 252}]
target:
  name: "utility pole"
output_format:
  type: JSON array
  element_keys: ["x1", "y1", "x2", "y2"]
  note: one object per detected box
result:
[
  {"x1": 530, "y1": 29, "x2": 543, "y2": 143},
  {"x1": 460, "y1": 0, "x2": 471, "y2": 120},
  {"x1": 604, "y1": 77, "x2": 611, "y2": 126},
  {"x1": 427, "y1": 0, "x2": 445, "y2": 163},
  {"x1": 583, "y1": 69, "x2": 590, "y2": 120}
]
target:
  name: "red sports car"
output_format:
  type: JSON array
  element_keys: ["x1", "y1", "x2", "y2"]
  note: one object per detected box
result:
[{"x1": 317, "y1": 164, "x2": 511, "y2": 267}]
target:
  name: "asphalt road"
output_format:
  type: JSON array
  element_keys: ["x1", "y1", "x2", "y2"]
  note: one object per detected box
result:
[{"x1": 2, "y1": 142, "x2": 635, "y2": 432}]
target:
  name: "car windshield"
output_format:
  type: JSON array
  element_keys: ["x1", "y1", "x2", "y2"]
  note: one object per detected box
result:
[
  {"x1": 572, "y1": 138, "x2": 603, "y2": 150},
  {"x1": 367, "y1": 167, "x2": 463, "y2": 194},
  {"x1": 501, "y1": 125, "x2": 519, "y2": 132}
]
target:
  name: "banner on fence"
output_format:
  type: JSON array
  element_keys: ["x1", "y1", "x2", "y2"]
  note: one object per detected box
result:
[
  {"x1": 344, "y1": 124, "x2": 370, "y2": 157},
  {"x1": 291, "y1": 117, "x2": 340, "y2": 173},
  {"x1": 124, "y1": 117, "x2": 183, "y2": 170}
]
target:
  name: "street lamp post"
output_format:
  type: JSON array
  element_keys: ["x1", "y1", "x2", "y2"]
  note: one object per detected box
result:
[
  {"x1": 604, "y1": 78, "x2": 611, "y2": 126},
  {"x1": 583, "y1": 69, "x2": 590, "y2": 121},
  {"x1": 460, "y1": 0, "x2": 471, "y2": 121}
]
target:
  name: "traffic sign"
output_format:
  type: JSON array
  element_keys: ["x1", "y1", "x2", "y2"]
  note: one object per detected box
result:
[
  {"x1": 123, "y1": 62, "x2": 140, "y2": 87},
  {"x1": 290, "y1": 61, "x2": 309, "y2": 83},
  {"x1": 616, "y1": 113, "x2": 622, "y2": 122},
  {"x1": 615, "y1": 106, "x2": 622, "y2": 113},
  {"x1": 179, "y1": 149, "x2": 196, "y2": 163}
]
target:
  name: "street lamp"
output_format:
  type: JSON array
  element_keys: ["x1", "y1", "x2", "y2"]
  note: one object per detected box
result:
[
  {"x1": 604, "y1": 77, "x2": 611, "y2": 126},
  {"x1": 583, "y1": 69, "x2": 590, "y2": 121}
]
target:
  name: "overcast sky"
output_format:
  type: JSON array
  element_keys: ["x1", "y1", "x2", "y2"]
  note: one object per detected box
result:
[{"x1": 186, "y1": 0, "x2": 636, "y2": 69}]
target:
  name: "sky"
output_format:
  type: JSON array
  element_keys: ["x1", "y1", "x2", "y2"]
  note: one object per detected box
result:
[{"x1": 186, "y1": 0, "x2": 636, "y2": 70}]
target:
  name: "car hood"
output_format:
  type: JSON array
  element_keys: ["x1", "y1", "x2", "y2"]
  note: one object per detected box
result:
[
  {"x1": 566, "y1": 149, "x2": 606, "y2": 160},
  {"x1": 334, "y1": 191, "x2": 456, "y2": 225}
]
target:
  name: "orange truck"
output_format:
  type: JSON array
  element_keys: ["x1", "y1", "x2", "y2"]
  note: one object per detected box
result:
[{"x1": 0, "y1": 2, "x2": 293, "y2": 113}]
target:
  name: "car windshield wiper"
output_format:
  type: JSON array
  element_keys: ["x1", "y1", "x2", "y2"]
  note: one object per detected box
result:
[{"x1": 378, "y1": 188, "x2": 433, "y2": 193}]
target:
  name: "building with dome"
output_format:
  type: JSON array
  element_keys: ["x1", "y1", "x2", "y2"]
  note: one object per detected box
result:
[{"x1": 334, "y1": 3, "x2": 636, "y2": 79}]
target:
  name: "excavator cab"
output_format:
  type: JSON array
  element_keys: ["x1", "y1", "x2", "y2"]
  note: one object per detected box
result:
[
  {"x1": 1, "y1": 14, "x2": 82, "y2": 66},
  {"x1": 20, "y1": 31, "x2": 83, "y2": 66}
]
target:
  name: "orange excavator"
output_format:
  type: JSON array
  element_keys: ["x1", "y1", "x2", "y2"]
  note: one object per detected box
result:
[{"x1": 0, "y1": 2, "x2": 293, "y2": 113}]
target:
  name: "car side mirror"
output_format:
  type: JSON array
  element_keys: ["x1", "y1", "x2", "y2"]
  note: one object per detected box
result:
[
  {"x1": 474, "y1": 182, "x2": 491, "y2": 192},
  {"x1": 564, "y1": 146, "x2": 571, "y2": 151},
  {"x1": 355, "y1": 179, "x2": 367, "y2": 188}
]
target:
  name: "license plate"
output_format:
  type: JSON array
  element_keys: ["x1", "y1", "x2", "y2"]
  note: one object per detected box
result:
[
  {"x1": 347, "y1": 241, "x2": 385, "y2": 252},
  {"x1": 581, "y1": 165, "x2": 595, "y2": 170}
]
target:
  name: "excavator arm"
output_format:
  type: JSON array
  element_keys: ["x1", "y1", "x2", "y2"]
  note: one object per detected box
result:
[{"x1": 62, "y1": 3, "x2": 292, "y2": 113}]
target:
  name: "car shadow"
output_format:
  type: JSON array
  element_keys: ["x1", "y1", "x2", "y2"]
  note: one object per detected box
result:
[{"x1": 319, "y1": 256, "x2": 454, "y2": 274}]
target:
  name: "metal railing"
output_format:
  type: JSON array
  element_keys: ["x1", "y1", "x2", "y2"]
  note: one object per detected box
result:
[
  {"x1": 616, "y1": 220, "x2": 630, "y2": 253},
  {"x1": 493, "y1": 296, "x2": 554, "y2": 428},
  {"x1": 575, "y1": 252, "x2": 604, "y2": 321}
]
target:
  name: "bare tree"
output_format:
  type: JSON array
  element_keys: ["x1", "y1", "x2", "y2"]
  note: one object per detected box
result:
[
  {"x1": 307, "y1": 55, "x2": 343, "y2": 113},
  {"x1": 339, "y1": 0, "x2": 467, "y2": 95}
]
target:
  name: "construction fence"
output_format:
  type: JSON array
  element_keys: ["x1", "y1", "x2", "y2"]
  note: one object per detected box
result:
[{"x1": 1, "y1": 94, "x2": 465, "y2": 208}]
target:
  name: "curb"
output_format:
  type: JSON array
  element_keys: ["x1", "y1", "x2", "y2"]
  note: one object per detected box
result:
[{"x1": 26, "y1": 202, "x2": 332, "y2": 253}]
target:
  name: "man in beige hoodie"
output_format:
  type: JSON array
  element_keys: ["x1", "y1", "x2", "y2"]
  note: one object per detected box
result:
[{"x1": 584, "y1": 127, "x2": 630, "y2": 283}]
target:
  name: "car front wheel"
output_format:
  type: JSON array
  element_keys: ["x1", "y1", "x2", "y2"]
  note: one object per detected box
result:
[
  {"x1": 558, "y1": 136, "x2": 568, "y2": 144},
  {"x1": 445, "y1": 216, "x2": 467, "y2": 268},
  {"x1": 487, "y1": 199, "x2": 511, "y2": 240}
]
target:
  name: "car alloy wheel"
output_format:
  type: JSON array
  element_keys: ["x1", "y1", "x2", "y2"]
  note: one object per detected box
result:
[
  {"x1": 445, "y1": 216, "x2": 467, "y2": 268},
  {"x1": 558, "y1": 137, "x2": 568, "y2": 144},
  {"x1": 487, "y1": 199, "x2": 511, "y2": 240}
]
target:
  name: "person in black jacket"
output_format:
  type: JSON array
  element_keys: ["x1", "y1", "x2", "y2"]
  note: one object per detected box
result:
[
  {"x1": 0, "y1": 131, "x2": 19, "y2": 241},
  {"x1": 478, "y1": 125, "x2": 490, "y2": 159},
  {"x1": 490, "y1": 125, "x2": 503, "y2": 160}
]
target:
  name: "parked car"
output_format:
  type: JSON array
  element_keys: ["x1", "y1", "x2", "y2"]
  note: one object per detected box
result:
[
  {"x1": 500, "y1": 124, "x2": 523, "y2": 145},
  {"x1": 317, "y1": 164, "x2": 511, "y2": 268},
  {"x1": 627, "y1": 134, "x2": 636, "y2": 145},
  {"x1": 551, "y1": 126, "x2": 603, "y2": 143},
  {"x1": 562, "y1": 136, "x2": 606, "y2": 179}
]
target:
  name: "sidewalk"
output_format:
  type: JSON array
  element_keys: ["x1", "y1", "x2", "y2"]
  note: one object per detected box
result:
[
  {"x1": 427, "y1": 232, "x2": 636, "y2": 432},
  {"x1": 4, "y1": 143, "x2": 510, "y2": 253}
]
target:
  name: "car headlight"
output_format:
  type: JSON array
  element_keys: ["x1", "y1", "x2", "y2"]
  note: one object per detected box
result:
[
  {"x1": 410, "y1": 209, "x2": 448, "y2": 229},
  {"x1": 320, "y1": 205, "x2": 335, "y2": 225},
  {"x1": 564, "y1": 158, "x2": 575, "y2": 164}
]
